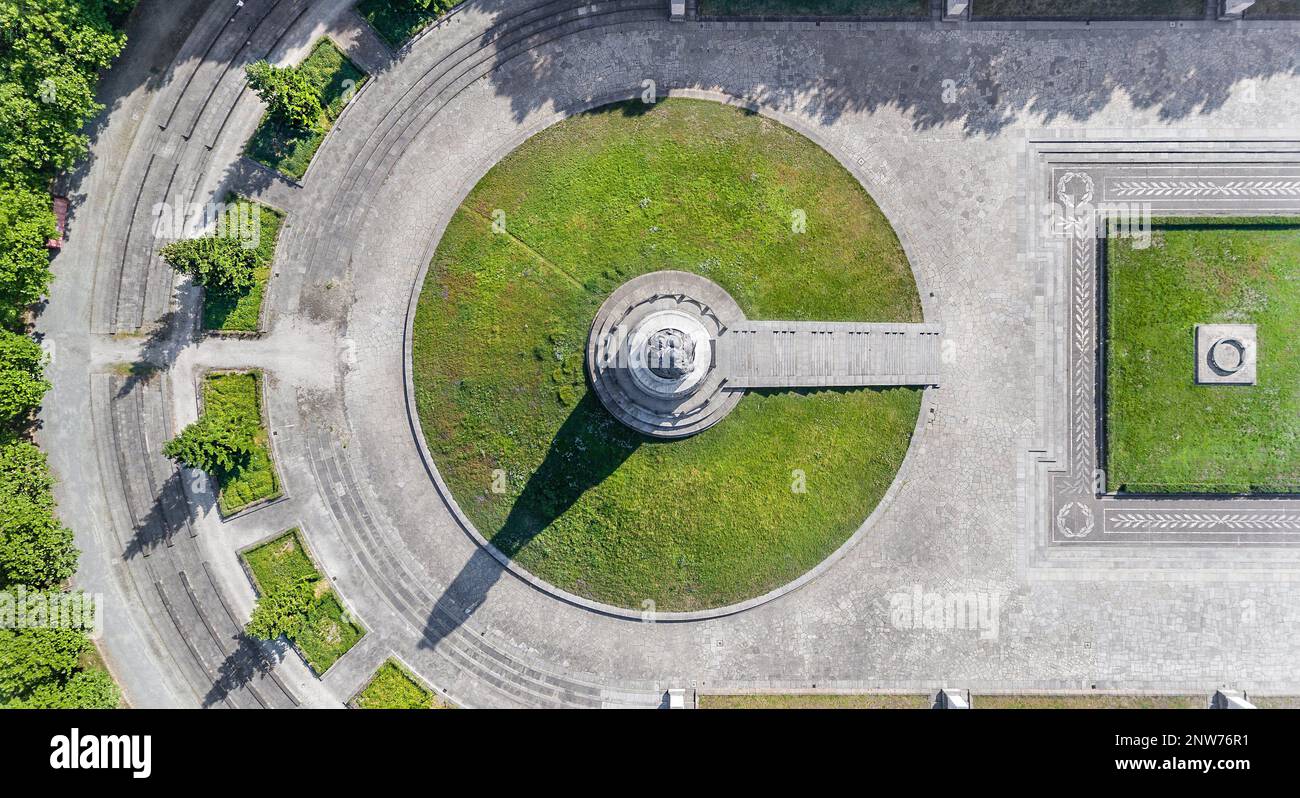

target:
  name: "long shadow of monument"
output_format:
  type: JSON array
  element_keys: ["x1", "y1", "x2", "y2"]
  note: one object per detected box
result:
[{"x1": 419, "y1": 393, "x2": 639, "y2": 653}]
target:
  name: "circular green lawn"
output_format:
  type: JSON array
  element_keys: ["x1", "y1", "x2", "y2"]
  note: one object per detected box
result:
[{"x1": 412, "y1": 99, "x2": 923, "y2": 611}]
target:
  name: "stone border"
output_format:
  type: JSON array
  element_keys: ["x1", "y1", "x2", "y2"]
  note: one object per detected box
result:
[
  {"x1": 235, "y1": 525, "x2": 370, "y2": 679},
  {"x1": 1020, "y1": 132, "x2": 1300, "y2": 570},
  {"x1": 400, "y1": 88, "x2": 939, "y2": 622}
]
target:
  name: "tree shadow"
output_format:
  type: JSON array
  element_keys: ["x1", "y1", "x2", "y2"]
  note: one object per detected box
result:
[
  {"x1": 201, "y1": 633, "x2": 282, "y2": 708},
  {"x1": 420, "y1": 391, "x2": 639, "y2": 652},
  {"x1": 122, "y1": 470, "x2": 189, "y2": 560}
]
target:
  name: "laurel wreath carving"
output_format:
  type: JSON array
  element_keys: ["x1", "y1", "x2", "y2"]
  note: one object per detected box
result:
[
  {"x1": 1110, "y1": 512, "x2": 1300, "y2": 531},
  {"x1": 1110, "y1": 179, "x2": 1300, "y2": 198}
]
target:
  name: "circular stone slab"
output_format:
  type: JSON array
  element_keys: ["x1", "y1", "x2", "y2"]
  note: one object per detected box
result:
[
  {"x1": 587, "y1": 271, "x2": 745, "y2": 438},
  {"x1": 1210, "y1": 337, "x2": 1246, "y2": 374}
]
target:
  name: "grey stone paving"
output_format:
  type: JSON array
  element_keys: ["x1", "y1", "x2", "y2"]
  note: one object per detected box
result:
[{"x1": 41, "y1": 0, "x2": 1300, "y2": 707}]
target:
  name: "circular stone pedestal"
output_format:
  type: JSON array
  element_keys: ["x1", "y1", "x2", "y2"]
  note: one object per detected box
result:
[{"x1": 587, "y1": 271, "x2": 745, "y2": 438}]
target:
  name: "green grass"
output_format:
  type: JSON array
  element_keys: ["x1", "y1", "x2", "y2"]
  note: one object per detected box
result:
[
  {"x1": 699, "y1": 0, "x2": 927, "y2": 15},
  {"x1": 242, "y1": 529, "x2": 364, "y2": 674},
  {"x1": 973, "y1": 0, "x2": 1203, "y2": 16},
  {"x1": 202, "y1": 371, "x2": 281, "y2": 514},
  {"x1": 414, "y1": 99, "x2": 923, "y2": 611},
  {"x1": 243, "y1": 529, "x2": 317, "y2": 588},
  {"x1": 356, "y1": 0, "x2": 458, "y2": 48},
  {"x1": 201, "y1": 197, "x2": 283, "y2": 332},
  {"x1": 244, "y1": 39, "x2": 367, "y2": 180},
  {"x1": 1105, "y1": 219, "x2": 1300, "y2": 494},
  {"x1": 974, "y1": 695, "x2": 1202, "y2": 709},
  {"x1": 1246, "y1": 0, "x2": 1300, "y2": 16},
  {"x1": 700, "y1": 693, "x2": 931, "y2": 709},
  {"x1": 353, "y1": 659, "x2": 450, "y2": 709},
  {"x1": 1252, "y1": 696, "x2": 1300, "y2": 708}
]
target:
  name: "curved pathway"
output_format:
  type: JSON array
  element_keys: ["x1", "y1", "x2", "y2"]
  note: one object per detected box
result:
[{"x1": 41, "y1": 0, "x2": 1300, "y2": 707}]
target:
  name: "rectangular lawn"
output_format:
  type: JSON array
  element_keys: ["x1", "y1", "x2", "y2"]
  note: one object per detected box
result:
[
  {"x1": 973, "y1": 695, "x2": 1202, "y2": 709},
  {"x1": 699, "y1": 693, "x2": 931, "y2": 708},
  {"x1": 202, "y1": 196, "x2": 283, "y2": 333},
  {"x1": 202, "y1": 371, "x2": 282, "y2": 514},
  {"x1": 1105, "y1": 218, "x2": 1300, "y2": 494},
  {"x1": 973, "y1": 0, "x2": 1203, "y2": 17},
  {"x1": 245, "y1": 39, "x2": 367, "y2": 180},
  {"x1": 699, "y1": 0, "x2": 927, "y2": 15},
  {"x1": 241, "y1": 529, "x2": 364, "y2": 674},
  {"x1": 1246, "y1": 0, "x2": 1300, "y2": 17}
]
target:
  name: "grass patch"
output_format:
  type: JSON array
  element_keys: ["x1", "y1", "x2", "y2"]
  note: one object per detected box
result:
[
  {"x1": 1105, "y1": 218, "x2": 1300, "y2": 494},
  {"x1": 242, "y1": 529, "x2": 364, "y2": 673},
  {"x1": 1246, "y1": 0, "x2": 1300, "y2": 16},
  {"x1": 699, "y1": 0, "x2": 927, "y2": 15},
  {"x1": 356, "y1": 0, "x2": 458, "y2": 48},
  {"x1": 414, "y1": 98, "x2": 923, "y2": 611},
  {"x1": 973, "y1": 0, "x2": 1203, "y2": 17},
  {"x1": 201, "y1": 197, "x2": 283, "y2": 332},
  {"x1": 202, "y1": 371, "x2": 281, "y2": 514},
  {"x1": 1252, "y1": 696, "x2": 1300, "y2": 708},
  {"x1": 974, "y1": 695, "x2": 1202, "y2": 709},
  {"x1": 700, "y1": 693, "x2": 930, "y2": 709},
  {"x1": 244, "y1": 39, "x2": 367, "y2": 180},
  {"x1": 353, "y1": 658, "x2": 450, "y2": 708}
]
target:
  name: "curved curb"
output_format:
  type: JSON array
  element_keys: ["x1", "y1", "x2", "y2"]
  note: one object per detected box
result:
[{"x1": 400, "y1": 88, "x2": 938, "y2": 623}]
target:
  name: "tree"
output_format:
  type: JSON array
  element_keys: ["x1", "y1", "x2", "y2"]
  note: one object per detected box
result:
[
  {"x1": 159, "y1": 235, "x2": 258, "y2": 292},
  {"x1": 0, "y1": 439, "x2": 55, "y2": 505},
  {"x1": 0, "y1": 185, "x2": 57, "y2": 326},
  {"x1": 0, "y1": 493, "x2": 78, "y2": 588},
  {"x1": 0, "y1": 329, "x2": 50, "y2": 426},
  {"x1": 0, "y1": 0, "x2": 128, "y2": 184},
  {"x1": 162, "y1": 412, "x2": 253, "y2": 474},
  {"x1": 402, "y1": 0, "x2": 458, "y2": 12},
  {"x1": 244, "y1": 60, "x2": 321, "y2": 129},
  {"x1": 4, "y1": 667, "x2": 119, "y2": 708},
  {"x1": 0, "y1": 623, "x2": 87, "y2": 699},
  {"x1": 244, "y1": 577, "x2": 315, "y2": 641}
]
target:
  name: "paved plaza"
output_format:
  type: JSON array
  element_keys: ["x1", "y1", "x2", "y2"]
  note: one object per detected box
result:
[{"x1": 37, "y1": 0, "x2": 1300, "y2": 707}]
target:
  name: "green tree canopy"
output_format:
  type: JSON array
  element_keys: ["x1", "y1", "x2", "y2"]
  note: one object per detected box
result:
[
  {"x1": 244, "y1": 576, "x2": 315, "y2": 641},
  {"x1": 0, "y1": 492, "x2": 78, "y2": 588},
  {"x1": 0, "y1": 0, "x2": 130, "y2": 184},
  {"x1": 0, "y1": 185, "x2": 57, "y2": 327},
  {"x1": 244, "y1": 60, "x2": 321, "y2": 130},
  {"x1": 0, "y1": 438, "x2": 55, "y2": 505},
  {"x1": 159, "y1": 235, "x2": 258, "y2": 293},
  {"x1": 0, "y1": 328, "x2": 50, "y2": 425},
  {"x1": 162, "y1": 412, "x2": 254, "y2": 474},
  {"x1": 4, "y1": 666, "x2": 119, "y2": 708},
  {"x1": 0, "y1": 621, "x2": 86, "y2": 697}
]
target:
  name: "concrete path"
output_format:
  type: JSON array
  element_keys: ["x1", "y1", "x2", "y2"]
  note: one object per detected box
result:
[{"x1": 717, "y1": 321, "x2": 944, "y2": 388}]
